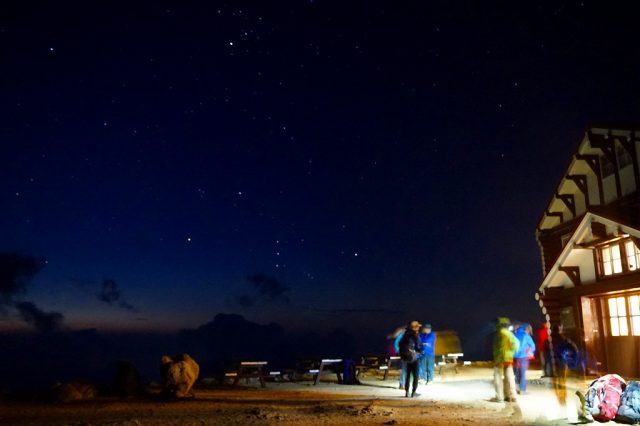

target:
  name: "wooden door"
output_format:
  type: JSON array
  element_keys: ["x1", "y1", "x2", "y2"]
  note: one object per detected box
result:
[{"x1": 601, "y1": 294, "x2": 640, "y2": 378}]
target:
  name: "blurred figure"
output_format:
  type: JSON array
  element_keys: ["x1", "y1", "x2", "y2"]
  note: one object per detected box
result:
[
  {"x1": 419, "y1": 323, "x2": 436, "y2": 384},
  {"x1": 547, "y1": 324, "x2": 579, "y2": 409},
  {"x1": 399, "y1": 320, "x2": 424, "y2": 397},
  {"x1": 537, "y1": 322, "x2": 552, "y2": 377},
  {"x1": 491, "y1": 317, "x2": 519, "y2": 403},
  {"x1": 387, "y1": 326, "x2": 405, "y2": 357},
  {"x1": 513, "y1": 323, "x2": 535, "y2": 394},
  {"x1": 392, "y1": 327, "x2": 407, "y2": 389}
]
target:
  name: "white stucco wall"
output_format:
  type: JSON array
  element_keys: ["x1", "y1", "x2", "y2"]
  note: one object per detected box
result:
[
  {"x1": 602, "y1": 174, "x2": 617, "y2": 204},
  {"x1": 620, "y1": 165, "x2": 636, "y2": 196}
]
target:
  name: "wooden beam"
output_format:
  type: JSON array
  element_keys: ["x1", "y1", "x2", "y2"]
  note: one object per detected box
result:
[
  {"x1": 575, "y1": 154, "x2": 604, "y2": 204},
  {"x1": 556, "y1": 193, "x2": 576, "y2": 217},
  {"x1": 559, "y1": 266, "x2": 582, "y2": 287},
  {"x1": 618, "y1": 135, "x2": 640, "y2": 190},
  {"x1": 546, "y1": 210, "x2": 563, "y2": 223},
  {"x1": 588, "y1": 131, "x2": 622, "y2": 199},
  {"x1": 566, "y1": 174, "x2": 590, "y2": 207},
  {"x1": 552, "y1": 272, "x2": 640, "y2": 299}
]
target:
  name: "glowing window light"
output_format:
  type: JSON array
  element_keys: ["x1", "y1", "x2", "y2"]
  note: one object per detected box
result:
[
  {"x1": 601, "y1": 244, "x2": 623, "y2": 276},
  {"x1": 630, "y1": 295, "x2": 640, "y2": 336},
  {"x1": 608, "y1": 296, "x2": 629, "y2": 336},
  {"x1": 626, "y1": 240, "x2": 640, "y2": 271}
]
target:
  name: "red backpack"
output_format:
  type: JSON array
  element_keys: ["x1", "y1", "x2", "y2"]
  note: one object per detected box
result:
[{"x1": 585, "y1": 374, "x2": 626, "y2": 422}]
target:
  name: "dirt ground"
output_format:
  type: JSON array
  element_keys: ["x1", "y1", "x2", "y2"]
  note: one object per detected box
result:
[{"x1": 0, "y1": 367, "x2": 589, "y2": 426}]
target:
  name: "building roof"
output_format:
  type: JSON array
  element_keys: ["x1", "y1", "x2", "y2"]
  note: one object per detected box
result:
[
  {"x1": 538, "y1": 212, "x2": 640, "y2": 293},
  {"x1": 537, "y1": 125, "x2": 640, "y2": 231}
]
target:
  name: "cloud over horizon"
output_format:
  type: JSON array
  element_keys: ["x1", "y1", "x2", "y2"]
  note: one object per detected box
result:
[
  {"x1": 98, "y1": 279, "x2": 138, "y2": 312},
  {"x1": 0, "y1": 252, "x2": 65, "y2": 332},
  {"x1": 235, "y1": 273, "x2": 290, "y2": 307}
]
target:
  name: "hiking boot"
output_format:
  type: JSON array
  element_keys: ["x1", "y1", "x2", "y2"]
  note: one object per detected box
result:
[
  {"x1": 399, "y1": 384, "x2": 404, "y2": 390},
  {"x1": 577, "y1": 413, "x2": 593, "y2": 423}
]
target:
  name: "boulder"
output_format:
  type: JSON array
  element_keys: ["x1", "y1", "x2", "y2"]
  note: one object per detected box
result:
[
  {"x1": 51, "y1": 381, "x2": 97, "y2": 402},
  {"x1": 114, "y1": 360, "x2": 142, "y2": 398},
  {"x1": 160, "y1": 353, "x2": 199, "y2": 398}
]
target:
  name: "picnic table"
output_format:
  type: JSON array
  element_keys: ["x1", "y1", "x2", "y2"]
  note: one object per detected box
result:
[
  {"x1": 355, "y1": 355, "x2": 400, "y2": 381},
  {"x1": 284, "y1": 359, "x2": 343, "y2": 385},
  {"x1": 224, "y1": 361, "x2": 269, "y2": 388},
  {"x1": 438, "y1": 353, "x2": 464, "y2": 374}
]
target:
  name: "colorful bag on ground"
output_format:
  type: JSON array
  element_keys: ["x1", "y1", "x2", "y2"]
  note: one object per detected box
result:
[
  {"x1": 617, "y1": 380, "x2": 640, "y2": 423},
  {"x1": 584, "y1": 374, "x2": 626, "y2": 422}
]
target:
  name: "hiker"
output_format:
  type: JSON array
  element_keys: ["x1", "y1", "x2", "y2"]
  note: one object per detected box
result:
[
  {"x1": 419, "y1": 323, "x2": 436, "y2": 384},
  {"x1": 393, "y1": 327, "x2": 407, "y2": 389},
  {"x1": 547, "y1": 324, "x2": 580, "y2": 409},
  {"x1": 513, "y1": 323, "x2": 535, "y2": 394},
  {"x1": 491, "y1": 317, "x2": 520, "y2": 403},
  {"x1": 537, "y1": 322, "x2": 552, "y2": 377},
  {"x1": 399, "y1": 320, "x2": 424, "y2": 398}
]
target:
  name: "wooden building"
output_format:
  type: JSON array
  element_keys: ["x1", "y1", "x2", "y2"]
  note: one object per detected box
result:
[{"x1": 536, "y1": 125, "x2": 640, "y2": 377}]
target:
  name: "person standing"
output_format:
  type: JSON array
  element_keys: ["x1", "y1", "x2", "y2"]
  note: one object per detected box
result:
[
  {"x1": 548, "y1": 324, "x2": 579, "y2": 409},
  {"x1": 399, "y1": 320, "x2": 424, "y2": 398},
  {"x1": 513, "y1": 323, "x2": 535, "y2": 394},
  {"x1": 419, "y1": 323, "x2": 436, "y2": 384},
  {"x1": 537, "y1": 322, "x2": 552, "y2": 377},
  {"x1": 492, "y1": 317, "x2": 520, "y2": 403},
  {"x1": 393, "y1": 328, "x2": 406, "y2": 389}
]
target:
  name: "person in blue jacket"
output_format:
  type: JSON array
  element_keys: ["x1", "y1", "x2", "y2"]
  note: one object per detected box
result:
[
  {"x1": 513, "y1": 323, "x2": 535, "y2": 394},
  {"x1": 419, "y1": 323, "x2": 436, "y2": 384},
  {"x1": 393, "y1": 328, "x2": 406, "y2": 389}
]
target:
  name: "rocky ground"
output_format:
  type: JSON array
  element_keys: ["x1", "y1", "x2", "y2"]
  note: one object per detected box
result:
[{"x1": 0, "y1": 367, "x2": 588, "y2": 425}]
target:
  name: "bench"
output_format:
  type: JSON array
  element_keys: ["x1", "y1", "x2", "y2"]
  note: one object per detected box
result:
[
  {"x1": 312, "y1": 358, "x2": 343, "y2": 385},
  {"x1": 386, "y1": 356, "x2": 402, "y2": 380},
  {"x1": 438, "y1": 353, "x2": 464, "y2": 374},
  {"x1": 284, "y1": 359, "x2": 343, "y2": 385},
  {"x1": 355, "y1": 355, "x2": 400, "y2": 381},
  {"x1": 224, "y1": 361, "x2": 268, "y2": 388}
]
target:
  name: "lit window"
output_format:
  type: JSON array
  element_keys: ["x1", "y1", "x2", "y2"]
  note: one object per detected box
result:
[
  {"x1": 626, "y1": 240, "x2": 640, "y2": 271},
  {"x1": 608, "y1": 296, "x2": 629, "y2": 336},
  {"x1": 630, "y1": 296, "x2": 640, "y2": 336},
  {"x1": 601, "y1": 244, "x2": 623, "y2": 276}
]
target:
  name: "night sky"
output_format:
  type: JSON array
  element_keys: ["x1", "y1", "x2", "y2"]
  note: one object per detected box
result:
[{"x1": 2, "y1": 2, "x2": 640, "y2": 341}]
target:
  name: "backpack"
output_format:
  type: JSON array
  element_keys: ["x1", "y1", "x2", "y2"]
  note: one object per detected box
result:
[
  {"x1": 400, "y1": 347, "x2": 417, "y2": 363},
  {"x1": 584, "y1": 374, "x2": 626, "y2": 422},
  {"x1": 399, "y1": 334, "x2": 418, "y2": 363},
  {"x1": 617, "y1": 380, "x2": 640, "y2": 423}
]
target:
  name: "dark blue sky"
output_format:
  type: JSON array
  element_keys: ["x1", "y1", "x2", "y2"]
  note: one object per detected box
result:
[{"x1": 1, "y1": 1, "x2": 639, "y2": 336}]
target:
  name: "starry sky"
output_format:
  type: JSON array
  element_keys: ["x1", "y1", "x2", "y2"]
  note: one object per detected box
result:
[{"x1": 1, "y1": 1, "x2": 640, "y2": 339}]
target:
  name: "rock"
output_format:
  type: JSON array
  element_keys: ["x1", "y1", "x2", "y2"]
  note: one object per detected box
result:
[
  {"x1": 160, "y1": 353, "x2": 200, "y2": 398},
  {"x1": 51, "y1": 381, "x2": 97, "y2": 402},
  {"x1": 114, "y1": 360, "x2": 142, "y2": 398}
]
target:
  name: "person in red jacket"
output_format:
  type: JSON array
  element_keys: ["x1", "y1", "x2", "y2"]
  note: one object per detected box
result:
[{"x1": 537, "y1": 322, "x2": 551, "y2": 377}]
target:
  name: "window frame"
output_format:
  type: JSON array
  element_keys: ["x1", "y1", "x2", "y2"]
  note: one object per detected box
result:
[
  {"x1": 606, "y1": 294, "x2": 640, "y2": 337},
  {"x1": 597, "y1": 238, "x2": 640, "y2": 279}
]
